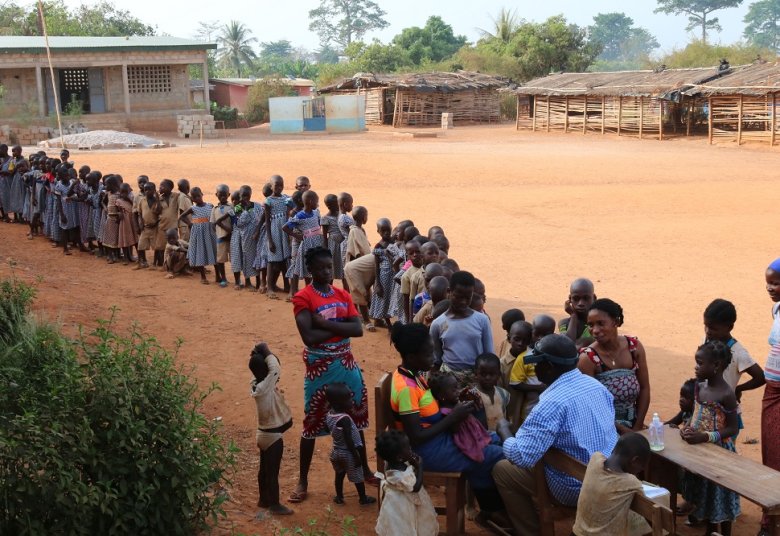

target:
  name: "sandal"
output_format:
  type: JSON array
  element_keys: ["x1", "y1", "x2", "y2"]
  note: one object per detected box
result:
[
  {"x1": 364, "y1": 321, "x2": 376, "y2": 333},
  {"x1": 268, "y1": 292, "x2": 280, "y2": 300},
  {"x1": 288, "y1": 490, "x2": 307, "y2": 503},
  {"x1": 234, "y1": 283, "x2": 244, "y2": 291}
]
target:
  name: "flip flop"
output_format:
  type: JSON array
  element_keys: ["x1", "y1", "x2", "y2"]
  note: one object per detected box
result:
[
  {"x1": 288, "y1": 490, "x2": 307, "y2": 503},
  {"x1": 234, "y1": 284, "x2": 244, "y2": 291},
  {"x1": 364, "y1": 322, "x2": 376, "y2": 333},
  {"x1": 268, "y1": 292, "x2": 280, "y2": 300}
]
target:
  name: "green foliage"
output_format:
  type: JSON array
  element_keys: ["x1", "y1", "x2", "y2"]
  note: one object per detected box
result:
[
  {"x1": 654, "y1": 0, "x2": 745, "y2": 43},
  {"x1": 308, "y1": 0, "x2": 389, "y2": 49},
  {"x1": 478, "y1": 7, "x2": 520, "y2": 45},
  {"x1": 245, "y1": 78, "x2": 296, "y2": 123},
  {"x1": 657, "y1": 38, "x2": 773, "y2": 67},
  {"x1": 217, "y1": 20, "x2": 258, "y2": 78},
  {"x1": 589, "y1": 13, "x2": 659, "y2": 66},
  {"x1": 63, "y1": 94, "x2": 83, "y2": 120},
  {"x1": 744, "y1": 0, "x2": 780, "y2": 52},
  {"x1": 391, "y1": 16, "x2": 468, "y2": 64},
  {"x1": 465, "y1": 14, "x2": 602, "y2": 81},
  {"x1": 210, "y1": 103, "x2": 238, "y2": 122},
  {"x1": 316, "y1": 62, "x2": 361, "y2": 86},
  {"x1": 0, "y1": 276, "x2": 237, "y2": 535},
  {"x1": 274, "y1": 506, "x2": 357, "y2": 536},
  {"x1": 344, "y1": 40, "x2": 413, "y2": 72},
  {"x1": 0, "y1": 0, "x2": 155, "y2": 36},
  {"x1": 315, "y1": 45, "x2": 341, "y2": 64}
]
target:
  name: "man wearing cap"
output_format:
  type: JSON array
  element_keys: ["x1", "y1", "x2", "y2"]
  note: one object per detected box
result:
[{"x1": 492, "y1": 333, "x2": 618, "y2": 535}]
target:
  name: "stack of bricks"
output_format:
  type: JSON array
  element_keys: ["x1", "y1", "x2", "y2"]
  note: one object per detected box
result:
[
  {"x1": 0, "y1": 125, "x2": 87, "y2": 146},
  {"x1": 176, "y1": 114, "x2": 218, "y2": 139}
]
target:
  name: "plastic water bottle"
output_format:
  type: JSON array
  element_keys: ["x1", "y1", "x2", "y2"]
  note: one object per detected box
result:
[{"x1": 648, "y1": 412, "x2": 665, "y2": 451}]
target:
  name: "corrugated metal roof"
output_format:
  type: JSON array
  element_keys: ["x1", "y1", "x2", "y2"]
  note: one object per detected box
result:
[
  {"x1": 683, "y1": 61, "x2": 780, "y2": 96},
  {"x1": 511, "y1": 66, "x2": 727, "y2": 97},
  {"x1": 211, "y1": 77, "x2": 315, "y2": 87},
  {"x1": 0, "y1": 36, "x2": 216, "y2": 53}
]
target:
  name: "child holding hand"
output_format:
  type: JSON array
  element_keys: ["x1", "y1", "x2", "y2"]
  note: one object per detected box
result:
[
  {"x1": 375, "y1": 430, "x2": 438, "y2": 536},
  {"x1": 325, "y1": 383, "x2": 376, "y2": 506},
  {"x1": 249, "y1": 342, "x2": 293, "y2": 516}
]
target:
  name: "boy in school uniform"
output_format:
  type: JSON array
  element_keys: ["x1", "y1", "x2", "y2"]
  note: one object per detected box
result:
[
  {"x1": 177, "y1": 178, "x2": 193, "y2": 242},
  {"x1": 135, "y1": 182, "x2": 161, "y2": 270}
]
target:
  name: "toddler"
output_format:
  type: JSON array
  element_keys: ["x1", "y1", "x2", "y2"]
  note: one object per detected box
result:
[
  {"x1": 429, "y1": 372, "x2": 491, "y2": 462},
  {"x1": 249, "y1": 342, "x2": 293, "y2": 515},
  {"x1": 325, "y1": 383, "x2": 376, "y2": 506}
]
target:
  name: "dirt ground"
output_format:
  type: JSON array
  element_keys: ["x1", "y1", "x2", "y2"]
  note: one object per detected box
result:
[{"x1": 1, "y1": 124, "x2": 778, "y2": 535}]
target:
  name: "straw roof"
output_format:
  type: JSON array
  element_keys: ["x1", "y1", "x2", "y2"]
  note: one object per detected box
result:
[
  {"x1": 683, "y1": 61, "x2": 780, "y2": 96},
  {"x1": 512, "y1": 66, "x2": 729, "y2": 98},
  {"x1": 319, "y1": 70, "x2": 509, "y2": 93}
]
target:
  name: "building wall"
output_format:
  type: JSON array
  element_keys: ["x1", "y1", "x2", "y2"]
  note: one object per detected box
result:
[
  {"x1": 269, "y1": 96, "x2": 307, "y2": 133},
  {"x1": 0, "y1": 50, "x2": 206, "y2": 68},
  {"x1": 325, "y1": 95, "x2": 365, "y2": 132},
  {"x1": 0, "y1": 68, "x2": 38, "y2": 116}
]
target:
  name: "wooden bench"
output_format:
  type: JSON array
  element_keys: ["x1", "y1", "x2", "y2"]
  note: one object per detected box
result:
[
  {"x1": 535, "y1": 448, "x2": 675, "y2": 536},
  {"x1": 375, "y1": 371, "x2": 466, "y2": 536}
]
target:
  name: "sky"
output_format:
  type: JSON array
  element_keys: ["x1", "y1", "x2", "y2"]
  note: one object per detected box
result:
[{"x1": 62, "y1": 0, "x2": 752, "y2": 55}]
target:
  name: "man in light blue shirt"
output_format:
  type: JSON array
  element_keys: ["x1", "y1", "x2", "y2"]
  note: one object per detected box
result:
[{"x1": 493, "y1": 334, "x2": 618, "y2": 535}]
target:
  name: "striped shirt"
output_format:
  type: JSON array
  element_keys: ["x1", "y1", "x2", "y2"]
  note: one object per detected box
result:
[
  {"x1": 767, "y1": 303, "x2": 780, "y2": 382},
  {"x1": 502, "y1": 369, "x2": 618, "y2": 506}
]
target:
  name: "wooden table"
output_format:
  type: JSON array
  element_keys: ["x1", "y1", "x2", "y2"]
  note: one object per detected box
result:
[{"x1": 640, "y1": 429, "x2": 780, "y2": 535}]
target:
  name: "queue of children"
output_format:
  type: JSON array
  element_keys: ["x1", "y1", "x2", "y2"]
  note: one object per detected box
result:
[{"x1": 4, "y1": 145, "x2": 780, "y2": 536}]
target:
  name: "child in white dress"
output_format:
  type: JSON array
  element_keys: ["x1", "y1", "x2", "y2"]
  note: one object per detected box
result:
[{"x1": 375, "y1": 430, "x2": 438, "y2": 536}]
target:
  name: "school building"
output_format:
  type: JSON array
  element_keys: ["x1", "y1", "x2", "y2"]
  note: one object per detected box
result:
[
  {"x1": 0, "y1": 36, "x2": 216, "y2": 131},
  {"x1": 209, "y1": 77, "x2": 314, "y2": 113}
]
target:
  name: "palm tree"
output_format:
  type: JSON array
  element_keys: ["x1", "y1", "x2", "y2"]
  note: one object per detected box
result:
[
  {"x1": 216, "y1": 21, "x2": 258, "y2": 77},
  {"x1": 478, "y1": 7, "x2": 519, "y2": 44}
]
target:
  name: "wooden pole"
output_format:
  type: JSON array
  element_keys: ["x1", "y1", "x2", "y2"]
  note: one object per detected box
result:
[
  {"x1": 516, "y1": 96, "x2": 520, "y2": 131},
  {"x1": 546, "y1": 96, "x2": 550, "y2": 132},
  {"x1": 708, "y1": 97, "x2": 713, "y2": 145},
  {"x1": 38, "y1": 0, "x2": 65, "y2": 147},
  {"x1": 639, "y1": 96, "x2": 644, "y2": 139},
  {"x1": 686, "y1": 97, "x2": 692, "y2": 137},
  {"x1": 618, "y1": 97, "x2": 623, "y2": 137},
  {"x1": 601, "y1": 97, "x2": 605, "y2": 135},
  {"x1": 737, "y1": 95, "x2": 744, "y2": 145},
  {"x1": 583, "y1": 96, "x2": 588, "y2": 134},
  {"x1": 564, "y1": 96, "x2": 569, "y2": 132},
  {"x1": 392, "y1": 88, "x2": 401, "y2": 128},
  {"x1": 772, "y1": 93, "x2": 776, "y2": 147},
  {"x1": 531, "y1": 97, "x2": 536, "y2": 132},
  {"x1": 659, "y1": 100, "x2": 664, "y2": 141}
]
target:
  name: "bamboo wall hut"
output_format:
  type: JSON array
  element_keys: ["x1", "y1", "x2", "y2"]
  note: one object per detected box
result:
[
  {"x1": 319, "y1": 71, "x2": 509, "y2": 127},
  {"x1": 683, "y1": 62, "x2": 780, "y2": 145},
  {"x1": 512, "y1": 66, "x2": 732, "y2": 140}
]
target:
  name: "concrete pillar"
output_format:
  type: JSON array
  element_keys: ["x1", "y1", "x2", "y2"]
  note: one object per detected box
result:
[
  {"x1": 201, "y1": 61, "x2": 210, "y2": 111},
  {"x1": 121, "y1": 63, "x2": 131, "y2": 114},
  {"x1": 35, "y1": 66, "x2": 45, "y2": 116}
]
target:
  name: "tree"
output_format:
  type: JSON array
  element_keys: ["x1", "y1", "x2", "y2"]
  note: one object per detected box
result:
[
  {"x1": 478, "y1": 7, "x2": 520, "y2": 45},
  {"x1": 308, "y1": 0, "x2": 389, "y2": 50},
  {"x1": 260, "y1": 39, "x2": 294, "y2": 59},
  {"x1": 194, "y1": 20, "x2": 222, "y2": 42},
  {"x1": 216, "y1": 20, "x2": 257, "y2": 77},
  {"x1": 590, "y1": 13, "x2": 659, "y2": 61},
  {"x1": 744, "y1": 0, "x2": 780, "y2": 51},
  {"x1": 392, "y1": 16, "x2": 468, "y2": 64},
  {"x1": 72, "y1": 2, "x2": 155, "y2": 36},
  {"x1": 654, "y1": 0, "x2": 744, "y2": 43},
  {"x1": 315, "y1": 44, "x2": 341, "y2": 64},
  {"x1": 344, "y1": 40, "x2": 412, "y2": 72}
]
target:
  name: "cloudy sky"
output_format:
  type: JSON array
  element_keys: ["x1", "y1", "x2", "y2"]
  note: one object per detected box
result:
[{"x1": 62, "y1": 0, "x2": 751, "y2": 54}]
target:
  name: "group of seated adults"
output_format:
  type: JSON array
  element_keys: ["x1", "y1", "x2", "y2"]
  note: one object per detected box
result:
[{"x1": 390, "y1": 321, "x2": 620, "y2": 534}]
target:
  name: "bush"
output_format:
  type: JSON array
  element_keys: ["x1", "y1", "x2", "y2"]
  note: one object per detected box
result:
[
  {"x1": 245, "y1": 78, "x2": 296, "y2": 123},
  {"x1": 211, "y1": 103, "x2": 238, "y2": 122},
  {"x1": 656, "y1": 40, "x2": 776, "y2": 69},
  {"x1": 0, "y1": 277, "x2": 237, "y2": 535}
]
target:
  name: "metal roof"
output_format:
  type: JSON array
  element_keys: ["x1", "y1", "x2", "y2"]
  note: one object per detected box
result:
[
  {"x1": 0, "y1": 36, "x2": 216, "y2": 53},
  {"x1": 211, "y1": 77, "x2": 315, "y2": 87}
]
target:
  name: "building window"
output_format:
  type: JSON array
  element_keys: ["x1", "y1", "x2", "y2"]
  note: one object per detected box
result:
[
  {"x1": 62, "y1": 69, "x2": 89, "y2": 91},
  {"x1": 128, "y1": 65, "x2": 171, "y2": 94}
]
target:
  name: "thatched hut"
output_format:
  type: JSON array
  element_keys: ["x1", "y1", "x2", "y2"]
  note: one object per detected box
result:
[
  {"x1": 511, "y1": 66, "x2": 732, "y2": 139},
  {"x1": 318, "y1": 71, "x2": 509, "y2": 127},
  {"x1": 683, "y1": 62, "x2": 780, "y2": 145}
]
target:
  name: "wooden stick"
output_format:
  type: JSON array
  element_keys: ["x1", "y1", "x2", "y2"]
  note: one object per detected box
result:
[
  {"x1": 686, "y1": 97, "x2": 692, "y2": 137},
  {"x1": 618, "y1": 97, "x2": 622, "y2": 137},
  {"x1": 531, "y1": 97, "x2": 536, "y2": 132},
  {"x1": 564, "y1": 96, "x2": 569, "y2": 132},
  {"x1": 639, "y1": 96, "x2": 644, "y2": 140},
  {"x1": 769, "y1": 93, "x2": 777, "y2": 147},
  {"x1": 708, "y1": 97, "x2": 713, "y2": 145},
  {"x1": 659, "y1": 100, "x2": 663, "y2": 141},
  {"x1": 601, "y1": 97, "x2": 605, "y2": 135},
  {"x1": 546, "y1": 96, "x2": 550, "y2": 132},
  {"x1": 583, "y1": 96, "x2": 588, "y2": 134},
  {"x1": 738, "y1": 95, "x2": 743, "y2": 146},
  {"x1": 516, "y1": 96, "x2": 520, "y2": 131}
]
